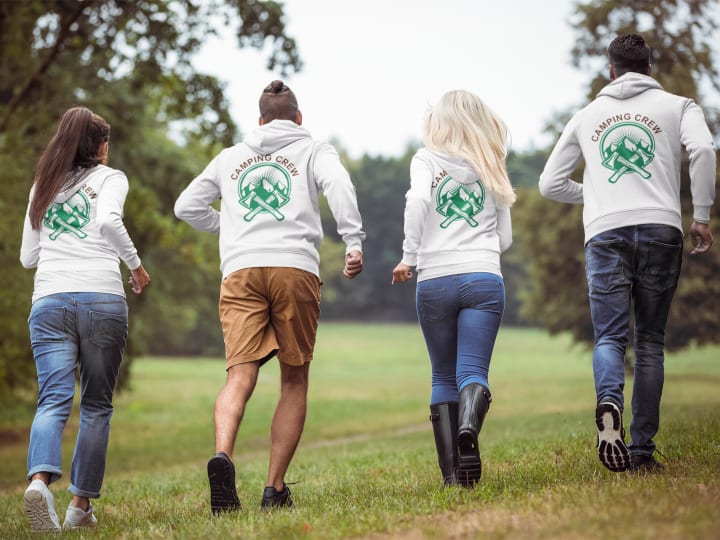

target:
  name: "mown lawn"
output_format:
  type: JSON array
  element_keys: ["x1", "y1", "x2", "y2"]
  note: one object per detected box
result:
[{"x1": 1, "y1": 325, "x2": 718, "y2": 539}]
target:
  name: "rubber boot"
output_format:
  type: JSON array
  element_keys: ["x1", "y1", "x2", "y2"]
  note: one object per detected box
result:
[
  {"x1": 457, "y1": 384, "x2": 491, "y2": 487},
  {"x1": 429, "y1": 402, "x2": 459, "y2": 486}
]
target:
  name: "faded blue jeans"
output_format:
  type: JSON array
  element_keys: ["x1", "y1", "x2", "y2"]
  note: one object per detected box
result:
[
  {"x1": 585, "y1": 225, "x2": 682, "y2": 456},
  {"x1": 416, "y1": 272, "x2": 505, "y2": 405},
  {"x1": 27, "y1": 292, "x2": 128, "y2": 498}
]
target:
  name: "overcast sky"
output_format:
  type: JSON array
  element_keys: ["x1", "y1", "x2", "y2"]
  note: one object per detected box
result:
[{"x1": 192, "y1": 1, "x2": 601, "y2": 157}]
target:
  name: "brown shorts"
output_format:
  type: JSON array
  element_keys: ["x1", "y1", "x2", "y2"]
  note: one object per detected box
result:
[{"x1": 219, "y1": 267, "x2": 321, "y2": 369}]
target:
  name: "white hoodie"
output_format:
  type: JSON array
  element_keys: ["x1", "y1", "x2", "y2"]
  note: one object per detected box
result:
[
  {"x1": 540, "y1": 73, "x2": 716, "y2": 243},
  {"x1": 20, "y1": 165, "x2": 142, "y2": 302},
  {"x1": 401, "y1": 148, "x2": 512, "y2": 282},
  {"x1": 174, "y1": 120, "x2": 365, "y2": 278}
]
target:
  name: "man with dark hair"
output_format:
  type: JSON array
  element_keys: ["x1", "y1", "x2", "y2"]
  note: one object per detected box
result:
[
  {"x1": 175, "y1": 80, "x2": 365, "y2": 512},
  {"x1": 607, "y1": 33, "x2": 652, "y2": 76},
  {"x1": 539, "y1": 34, "x2": 716, "y2": 472},
  {"x1": 259, "y1": 80, "x2": 300, "y2": 122}
]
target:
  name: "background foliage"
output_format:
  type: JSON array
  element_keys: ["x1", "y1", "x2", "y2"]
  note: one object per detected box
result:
[
  {"x1": 1, "y1": 0, "x2": 718, "y2": 404},
  {"x1": 513, "y1": 0, "x2": 720, "y2": 352},
  {"x1": 0, "y1": 0, "x2": 302, "y2": 399}
]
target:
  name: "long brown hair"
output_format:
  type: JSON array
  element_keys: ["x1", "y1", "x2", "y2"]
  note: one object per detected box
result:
[{"x1": 29, "y1": 107, "x2": 110, "y2": 229}]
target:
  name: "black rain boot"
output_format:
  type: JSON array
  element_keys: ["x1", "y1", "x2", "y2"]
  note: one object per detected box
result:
[
  {"x1": 457, "y1": 384, "x2": 491, "y2": 487},
  {"x1": 429, "y1": 402, "x2": 459, "y2": 486}
]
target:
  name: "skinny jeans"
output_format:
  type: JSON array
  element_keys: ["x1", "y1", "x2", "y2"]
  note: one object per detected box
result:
[{"x1": 416, "y1": 272, "x2": 505, "y2": 405}]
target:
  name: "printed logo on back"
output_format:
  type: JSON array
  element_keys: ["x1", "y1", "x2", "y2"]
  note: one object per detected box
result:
[
  {"x1": 435, "y1": 176, "x2": 485, "y2": 228},
  {"x1": 599, "y1": 122, "x2": 656, "y2": 184},
  {"x1": 237, "y1": 163, "x2": 292, "y2": 222},
  {"x1": 43, "y1": 191, "x2": 91, "y2": 240}
]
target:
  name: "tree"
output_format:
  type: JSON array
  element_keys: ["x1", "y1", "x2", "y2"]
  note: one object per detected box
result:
[
  {"x1": 0, "y1": 0, "x2": 302, "y2": 401},
  {"x1": 515, "y1": 0, "x2": 720, "y2": 351}
]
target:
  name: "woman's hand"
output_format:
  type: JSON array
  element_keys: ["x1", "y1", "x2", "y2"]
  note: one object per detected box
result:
[
  {"x1": 392, "y1": 262, "x2": 413, "y2": 285},
  {"x1": 129, "y1": 264, "x2": 151, "y2": 294}
]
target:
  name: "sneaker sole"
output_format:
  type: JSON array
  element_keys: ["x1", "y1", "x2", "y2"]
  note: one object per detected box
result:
[
  {"x1": 596, "y1": 402, "x2": 630, "y2": 472},
  {"x1": 261, "y1": 485, "x2": 294, "y2": 509},
  {"x1": 24, "y1": 489, "x2": 60, "y2": 533},
  {"x1": 207, "y1": 455, "x2": 241, "y2": 515},
  {"x1": 457, "y1": 430, "x2": 482, "y2": 487},
  {"x1": 260, "y1": 497, "x2": 294, "y2": 509}
]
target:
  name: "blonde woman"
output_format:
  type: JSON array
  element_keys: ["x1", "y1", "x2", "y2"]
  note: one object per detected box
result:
[{"x1": 392, "y1": 90, "x2": 514, "y2": 487}]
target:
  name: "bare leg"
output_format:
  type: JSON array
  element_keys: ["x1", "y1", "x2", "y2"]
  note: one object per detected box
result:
[
  {"x1": 70, "y1": 496, "x2": 90, "y2": 511},
  {"x1": 30, "y1": 472, "x2": 51, "y2": 485},
  {"x1": 267, "y1": 362, "x2": 309, "y2": 490},
  {"x1": 214, "y1": 362, "x2": 260, "y2": 457}
]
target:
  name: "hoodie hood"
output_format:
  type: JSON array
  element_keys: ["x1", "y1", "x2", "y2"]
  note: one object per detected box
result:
[
  {"x1": 417, "y1": 148, "x2": 479, "y2": 185},
  {"x1": 598, "y1": 72, "x2": 663, "y2": 100},
  {"x1": 53, "y1": 166, "x2": 99, "y2": 203},
  {"x1": 245, "y1": 119, "x2": 312, "y2": 154}
]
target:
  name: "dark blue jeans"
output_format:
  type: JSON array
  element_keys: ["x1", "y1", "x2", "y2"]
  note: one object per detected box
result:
[
  {"x1": 416, "y1": 273, "x2": 505, "y2": 405},
  {"x1": 585, "y1": 225, "x2": 682, "y2": 456},
  {"x1": 27, "y1": 292, "x2": 128, "y2": 498}
]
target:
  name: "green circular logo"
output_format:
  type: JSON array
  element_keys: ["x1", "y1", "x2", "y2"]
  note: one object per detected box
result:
[
  {"x1": 435, "y1": 176, "x2": 485, "y2": 228},
  {"x1": 237, "y1": 162, "x2": 292, "y2": 222},
  {"x1": 600, "y1": 122, "x2": 655, "y2": 184},
  {"x1": 43, "y1": 191, "x2": 91, "y2": 240}
]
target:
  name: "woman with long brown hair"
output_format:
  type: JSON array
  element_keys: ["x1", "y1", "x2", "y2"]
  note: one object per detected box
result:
[{"x1": 19, "y1": 106, "x2": 150, "y2": 532}]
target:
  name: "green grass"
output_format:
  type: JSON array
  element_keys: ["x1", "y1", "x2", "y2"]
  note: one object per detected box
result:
[{"x1": 1, "y1": 325, "x2": 718, "y2": 539}]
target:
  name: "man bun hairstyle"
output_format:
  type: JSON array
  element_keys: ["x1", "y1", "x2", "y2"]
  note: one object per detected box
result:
[
  {"x1": 608, "y1": 33, "x2": 651, "y2": 76},
  {"x1": 259, "y1": 80, "x2": 299, "y2": 122}
]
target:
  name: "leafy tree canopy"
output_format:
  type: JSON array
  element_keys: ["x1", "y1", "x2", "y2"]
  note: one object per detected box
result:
[
  {"x1": 515, "y1": 0, "x2": 720, "y2": 352},
  {"x1": 0, "y1": 0, "x2": 301, "y2": 401}
]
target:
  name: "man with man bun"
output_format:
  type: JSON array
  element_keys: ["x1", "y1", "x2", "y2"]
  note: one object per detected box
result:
[{"x1": 175, "y1": 80, "x2": 365, "y2": 511}]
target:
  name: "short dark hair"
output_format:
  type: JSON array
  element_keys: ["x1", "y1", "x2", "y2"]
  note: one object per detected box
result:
[
  {"x1": 608, "y1": 34, "x2": 651, "y2": 76},
  {"x1": 259, "y1": 80, "x2": 299, "y2": 122}
]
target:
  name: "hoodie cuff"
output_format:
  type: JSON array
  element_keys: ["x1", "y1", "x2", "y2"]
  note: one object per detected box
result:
[
  {"x1": 402, "y1": 252, "x2": 417, "y2": 267},
  {"x1": 125, "y1": 254, "x2": 142, "y2": 271},
  {"x1": 693, "y1": 206, "x2": 712, "y2": 224}
]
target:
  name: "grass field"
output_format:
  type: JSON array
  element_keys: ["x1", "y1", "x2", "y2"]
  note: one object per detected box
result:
[{"x1": 1, "y1": 324, "x2": 718, "y2": 539}]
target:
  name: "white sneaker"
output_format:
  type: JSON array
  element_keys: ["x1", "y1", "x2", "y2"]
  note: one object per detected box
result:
[
  {"x1": 595, "y1": 401, "x2": 631, "y2": 472},
  {"x1": 63, "y1": 503, "x2": 98, "y2": 529},
  {"x1": 24, "y1": 479, "x2": 61, "y2": 533}
]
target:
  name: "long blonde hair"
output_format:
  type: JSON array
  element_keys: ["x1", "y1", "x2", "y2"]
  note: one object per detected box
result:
[{"x1": 424, "y1": 90, "x2": 515, "y2": 207}]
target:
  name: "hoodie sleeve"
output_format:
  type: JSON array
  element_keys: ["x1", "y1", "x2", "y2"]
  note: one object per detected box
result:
[
  {"x1": 96, "y1": 172, "x2": 142, "y2": 270},
  {"x1": 312, "y1": 143, "x2": 365, "y2": 253},
  {"x1": 174, "y1": 155, "x2": 222, "y2": 233},
  {"x1": 539, "y1": 115, "x2": 584, "y2": 204},
  {"x1": 401, "y1": 155, "x2": 433, "y2": 266},
  {"x1": 680, "y1": 100, "x2": 717, "y2": 223},
  {"x1": 19, "y1": 188, "x2": 40, "y2": 269},
  {"x1": 497, "y1": 205, "x2": 513, "y2": 253}
]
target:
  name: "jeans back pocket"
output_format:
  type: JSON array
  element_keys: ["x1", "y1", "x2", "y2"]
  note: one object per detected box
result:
[{"x1": 89, "y1": 310, "x2": 128, "y2": 349}]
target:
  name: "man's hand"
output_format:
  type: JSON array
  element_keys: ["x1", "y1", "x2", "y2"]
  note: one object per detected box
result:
[
  {"x1": 690, "y1": 221, "x2": 714, "y2": 255},
  {"x1": 391, "y1": 262, "x2": 413, "y2": 284},
  {"x1": 343, "y1": 250, "x2": 363, "y2": 279},
  {"x1": 129, "y1": 264, "x2": 151, "y2": 294}
]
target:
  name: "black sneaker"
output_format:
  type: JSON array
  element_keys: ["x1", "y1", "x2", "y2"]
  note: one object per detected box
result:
[
  {"x1": 630, "y1": 453, "x2": 664, "y2": 473},
  {"x1": 207, "y1": 452, "x2": 241, "y2": 515},
  {"x1": 595, "y1": 401, "x2": 630, "y2": 472},
  {"x1": 260, "y1": 484, "x2": 294, "y2": 509}
]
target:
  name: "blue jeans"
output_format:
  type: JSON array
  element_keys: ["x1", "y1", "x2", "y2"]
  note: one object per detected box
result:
[
  {"x1": 585, "y1": 225, "x2": 682, "y2": 456},
  {"x1": 27, "y1": 292, "x2": 128, "y2": 498},
  {"x1": 416, "y1": 273, "x2": 505, "y2": 405}
]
